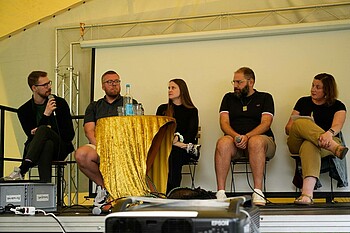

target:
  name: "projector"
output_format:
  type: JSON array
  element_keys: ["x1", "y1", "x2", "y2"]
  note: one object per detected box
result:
[{"x1": 105, "y1": 196, "x2": 259, "y2": 233}]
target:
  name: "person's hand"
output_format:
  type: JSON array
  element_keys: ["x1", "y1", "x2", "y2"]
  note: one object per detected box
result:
[
  {"x1": 318, "y1": 131, "x2": 333, "y2": 149},
  {"x1": 44, "y1": 97, "x2": 57, "y2": 116},
  {"x1": 31, "y1": 127, "x2": 38, "y2": 135},
  {"x1": 235, "y1": 135, "x2": 248, "y2": 149}
]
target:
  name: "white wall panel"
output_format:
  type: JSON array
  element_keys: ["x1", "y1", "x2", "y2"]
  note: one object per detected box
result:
[{"x1": 93, "y1": 28, "x2": 350, "y2": 192}]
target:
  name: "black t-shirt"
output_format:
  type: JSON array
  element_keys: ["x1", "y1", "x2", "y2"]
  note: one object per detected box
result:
[
  {"x1": 219, "y1": 90, "x2": 274, "y2": 138},
  {"x1": 294, "y1": 96, "x2": 346, "y2": 132},
  {"x1": 156, "y1": 103, "x2": 199, "y2": 144}
]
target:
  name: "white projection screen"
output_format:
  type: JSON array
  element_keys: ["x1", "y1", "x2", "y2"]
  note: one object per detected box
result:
[{"x1": 90, "y1": 26, "x2": 350, "y2": 193}]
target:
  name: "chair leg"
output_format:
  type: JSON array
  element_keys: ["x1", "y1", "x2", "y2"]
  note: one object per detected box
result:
[
  {"x1": 230, "y1": 162, "x2": 236, "y2": 194},
  {"x1": 181, "y1": 162, "x2": 197, "y2": 189},
  {"x1": 193, "y1": 164, "x2": 196, "y2": 189},
  {"x1": 188, "y1": 164, "x2": 195, "y2": 189},
  {"x1": 328, "y1": 177, "x2": 334, "y2": 203},
  {"x1": 263, "y1": 162, "x2": 267, "y2": 192},
  {"x1": 28, "y1": 168, "x2": 32, "y2": 180},
  {"x1": 56, "y1": 164, "x2": 64, "y2": 208},
  {"x1": 230, "y1": 161, "x2": 268, "y2": 194}
]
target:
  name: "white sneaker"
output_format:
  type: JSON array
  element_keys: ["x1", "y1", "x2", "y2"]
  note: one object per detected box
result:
[
  {"x1": 1, "y1": 167, "x2": 23, "y2": 181},
  {"x1": 216, "y1": 190, "x2": 227, "y2": 200},
  {"x1": 94, "y1": 186, "x2": 109, "y2": 208},
  {"x1": 252, "y1": 189, "x2": 266, "y2": 206}
]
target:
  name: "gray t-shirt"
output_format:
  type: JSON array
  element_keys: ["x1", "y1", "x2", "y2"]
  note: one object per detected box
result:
[{"x1": 84, "y1": 95, "x2": 127, "y2": 124}]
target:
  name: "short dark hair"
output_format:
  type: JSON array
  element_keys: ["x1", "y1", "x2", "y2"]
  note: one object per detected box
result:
[
  {"x1": 101, "y1": 70, "x2": 118, "y2": 83},
  {"x1": 235, "y1": 67, "x2": 255, "y2": 82},
  {"x1": 314, "y1": 73, "x2": 338, "y2": 106},
  {"x1": 27, "y1": 71, "x2": 47, "y2": 89}
]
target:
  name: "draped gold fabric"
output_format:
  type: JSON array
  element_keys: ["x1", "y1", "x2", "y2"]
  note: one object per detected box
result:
[{"x1": 96, "y1": 115, "x2": 175, "y2": 199}]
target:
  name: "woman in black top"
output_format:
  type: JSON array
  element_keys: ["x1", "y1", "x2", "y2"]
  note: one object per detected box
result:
[
  {"x1": 156, "y1": 78, "x2": 200, "y2": 194},
  {"x1": 285, "y1": 73, "x2": 348, "y2": 205}
]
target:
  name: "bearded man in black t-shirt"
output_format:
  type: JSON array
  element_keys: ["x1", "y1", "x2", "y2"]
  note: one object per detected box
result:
[{"x1": 214, "y1": 67, "x2": 276, "y2": 206}]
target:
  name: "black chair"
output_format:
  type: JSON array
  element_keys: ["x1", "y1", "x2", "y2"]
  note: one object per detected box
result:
[
  {"x1": 230, "y1": 157, "x2": 269, "y2": 194},
  {"x1": 181, "y1": 127, "x2": 201, "y2": 189},
  {"x1": 181, "y1": 158, "x2": 199, "y2": 189}
]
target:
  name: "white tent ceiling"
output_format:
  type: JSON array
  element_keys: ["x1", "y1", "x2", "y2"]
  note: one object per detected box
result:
[
  {"x1": 0, "y1": 0, "x2": 86, "y2": 40},
  {"x1": 1, "y1": 0, "x2": 350, "y2": 41}
]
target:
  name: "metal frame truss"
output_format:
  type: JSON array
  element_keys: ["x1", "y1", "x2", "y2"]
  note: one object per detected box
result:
[{"x1": 54, "y1": 2, "x2": 350, "y2": 206}]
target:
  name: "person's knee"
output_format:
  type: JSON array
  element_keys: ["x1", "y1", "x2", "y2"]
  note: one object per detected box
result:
[
  {"x1": 35, "y1": 125, "x2": 51, "y2": 135},
  {"x1": 249, "y1": 134, "x2": 265, "y2": 143},
  {"x1": 75, "y1": 146, "x2": 98, "y2": 166},
  {"x1": 290, "y1": 119, "x2": 311, "y2": 133},
  {"x1": 248, "y1": 135, "x2": 266, "y2": 150},
  {"x1": 74, "y1": 146, "x2": 89, "y2": 163},
  {"x1": 216, "y1": 136, "x2": 233, "y2": 150}
]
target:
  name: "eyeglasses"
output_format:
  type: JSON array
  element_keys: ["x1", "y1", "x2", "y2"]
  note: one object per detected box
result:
[
  {"x1": 104, "y1": 80, "x2": 121, "y2": 85},
  {"x1": 231, "y1": 79, "x2": 249, "y2": 85},
  {"x1": 35, "y1": 81, "x2": 52, "y2": 88}
]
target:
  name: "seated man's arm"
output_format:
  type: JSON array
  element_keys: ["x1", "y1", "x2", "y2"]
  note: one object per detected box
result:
[
  {"x1": 84, "y1": 122, "x2": 96, "y2": 145},
  {"x1": 219, "y1": 112, "x2": 239, "y2": 138}
]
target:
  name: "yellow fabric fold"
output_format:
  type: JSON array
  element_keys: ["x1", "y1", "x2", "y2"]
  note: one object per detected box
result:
[{"x1": 96, "y1": 115, "x2": 175, "y2": 199}]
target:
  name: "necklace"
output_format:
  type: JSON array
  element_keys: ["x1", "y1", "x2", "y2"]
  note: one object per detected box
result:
[{"x1": 240, "y1": 96, "x2": 254, "y2": 112}]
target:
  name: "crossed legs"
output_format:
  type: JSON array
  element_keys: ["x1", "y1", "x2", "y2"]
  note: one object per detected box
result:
[{"x1": 287, "y1": 119, "x2": 344, "y2": 204}]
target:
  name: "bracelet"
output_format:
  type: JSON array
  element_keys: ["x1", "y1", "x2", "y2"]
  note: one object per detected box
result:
[
  {"x1": 174, "y1": 132, "x2": 184, "y2": 142},
  {"x1": 328, "y1": 128, "x2": 335, "y2": 136}
]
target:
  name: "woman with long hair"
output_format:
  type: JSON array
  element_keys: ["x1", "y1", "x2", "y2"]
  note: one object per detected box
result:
[{"x1": 156, "y1": 78, "x2": 200, "y2": 194}]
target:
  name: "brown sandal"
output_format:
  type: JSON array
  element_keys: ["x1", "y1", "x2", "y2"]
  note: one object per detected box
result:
[
  {"x1": 334, "y1": 145, "x2": 348, "y2": 160},
  {"x1": 294, "y1": 194, "x2": 314, "y2": 205}
]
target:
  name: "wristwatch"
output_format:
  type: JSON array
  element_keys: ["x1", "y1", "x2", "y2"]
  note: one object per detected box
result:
[{"x1": 328, "y1": 128, "x2": 335, "y2": 136}]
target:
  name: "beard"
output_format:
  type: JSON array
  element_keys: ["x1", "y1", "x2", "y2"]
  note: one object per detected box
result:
[
  {"x1": 107, "y1": 93, "x2": 119, "y2": 99},
  {"x1": 234, "y1": 84, "x2": 249, "y2": 98},
  {"x1": 105, "y1": 88, "x2": 120, "y2": 99},
  {"x1": 38, "y1": 89, "x2": 51, "y2": 99}
]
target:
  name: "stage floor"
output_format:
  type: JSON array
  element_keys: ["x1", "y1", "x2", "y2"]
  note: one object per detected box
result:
[
  {"x1": 260, "y1": 202, "x2": 350, "y2": 232},
  {"x1": 1, "y1": 202, "x2": 350, "y2": 232}
]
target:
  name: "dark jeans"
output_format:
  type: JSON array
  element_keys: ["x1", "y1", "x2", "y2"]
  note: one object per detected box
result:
[
  {"x1": 166, "y1": 146, "x2": 191, "y2": 194},
  {"x1": 24, "y1": 125, "x2": 68, "y2": 182}
]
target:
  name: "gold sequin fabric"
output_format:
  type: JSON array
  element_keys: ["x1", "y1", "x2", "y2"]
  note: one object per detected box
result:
[{"x1": 96, "y1": 115, "x2": 175, "y2": 199}]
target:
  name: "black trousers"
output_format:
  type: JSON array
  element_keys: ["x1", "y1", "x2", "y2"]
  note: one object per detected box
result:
[
  {"x1": 24, "y1": 125, "x2": 67, "y2": 182},
  {"x1": 166, "y1": 146, "x2": 191, "y2": 194}
]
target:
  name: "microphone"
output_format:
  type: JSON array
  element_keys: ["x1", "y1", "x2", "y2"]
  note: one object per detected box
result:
[
  {"x1": 235, "y1": 136, "x2": 242, "y2": 143},
  {"x1": 48, "y1": 94, "x2": 56, "y2": 116},
  {"x1": 92, "y1": 205, "x2": 112, "y2": 215},
  {"x1": 92, "y1": 206, "x2": 102, "y2": 215}
]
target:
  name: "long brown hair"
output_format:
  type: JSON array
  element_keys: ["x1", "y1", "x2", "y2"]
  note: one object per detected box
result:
[
  {"x1": 165, "y1": 78, "x2": 196, "y2": 117},
  {"x1": 314, "y1": 73, "x2": 338, "y2": 106}
]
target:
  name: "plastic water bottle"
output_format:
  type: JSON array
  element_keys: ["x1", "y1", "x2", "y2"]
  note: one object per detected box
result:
[
  {"x1": 139, "y1": 103, "x2": 145, "y2": 115},
  {"x1": 123, "y1": 84, "x2": 134, "y2": 116}
]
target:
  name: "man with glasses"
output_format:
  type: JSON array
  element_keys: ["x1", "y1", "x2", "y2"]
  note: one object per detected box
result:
[
  {"x1": 1, "y1": 71, "x2": 75, "y2": 182},
  {"x1": 214, "y1": 67, "x2": 276, "y2": 206},
  {"x1": 75, "y1": 70, "x2": 137, "y2": 212}
]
